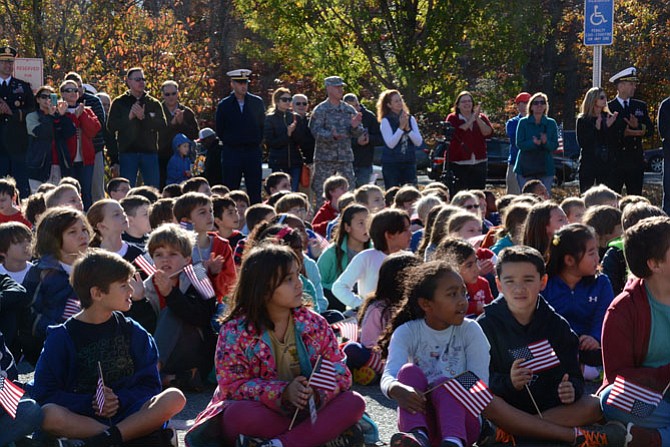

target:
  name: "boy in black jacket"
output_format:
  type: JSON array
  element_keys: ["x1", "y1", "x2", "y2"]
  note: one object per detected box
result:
[{"x1": 477, "y1": 246, "x2": 628, "y2": 446}]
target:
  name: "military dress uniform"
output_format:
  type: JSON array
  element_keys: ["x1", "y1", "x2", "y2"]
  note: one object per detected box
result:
[
  {"x1": 607, "y1": 67, "x2": 653, "y2": 195},
  {"x1": 308, "y1": 77, "x2": 364, "y2": 207},
  {"x1": 0, "y1": 47, "x2": 35, "y2": 198}
]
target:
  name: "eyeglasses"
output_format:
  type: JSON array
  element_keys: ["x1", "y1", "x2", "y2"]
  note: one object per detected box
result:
[
  {"x1": 163, "y1": 91, "x2": 178, "y2": 96},
  {"x1": 37, "y1": 94, "x2": 51, "y2": 99},
  {"x1": 130, "y1": 77, "x2": 146, "y2": 82},
  {"x1": 61, "y1": 88, "x2": 78, "y2": 93},
  {"x1": 464, "y1": 204, "x2": 479, "y2": 210},
  {"x1": 294, "y1": 102, "x2": 307, "y2": 106},
  {"x1": 532, "y1": 100, "x2": 546, "y2": 105},
  {"x1": 279, "y1": 97, "x2": 292, "y2": 102}
]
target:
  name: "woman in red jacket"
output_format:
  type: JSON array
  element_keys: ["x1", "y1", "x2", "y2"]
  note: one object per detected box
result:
[
  {"x1": 445, "y1": 91, "x2": 493, "y2": 193},
  {"x1": 60, "y1": 79, "x2": 101, "y2": 209}
]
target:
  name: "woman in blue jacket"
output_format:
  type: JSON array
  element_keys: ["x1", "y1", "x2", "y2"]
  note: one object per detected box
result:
[{"x1": 514, "y1": 92, "x2": 558, "y2": 195}]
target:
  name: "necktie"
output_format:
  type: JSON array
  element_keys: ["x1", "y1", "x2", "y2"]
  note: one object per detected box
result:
[{"x1": 624, "y1": 100, "x2": 629, "y2": 116}]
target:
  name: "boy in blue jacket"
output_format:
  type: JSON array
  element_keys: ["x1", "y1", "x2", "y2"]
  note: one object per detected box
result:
[
  {"x1": 30, "y1": 249, "x2": 185, "y2": 446},
  {"x1": 166, "y1": 133, "x2": 193, "y2": 185}
]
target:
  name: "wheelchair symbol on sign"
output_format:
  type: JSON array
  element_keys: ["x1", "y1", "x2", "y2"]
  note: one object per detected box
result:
[{"x1": 590, "y1": 5, "x2": 607, "y2": 26}]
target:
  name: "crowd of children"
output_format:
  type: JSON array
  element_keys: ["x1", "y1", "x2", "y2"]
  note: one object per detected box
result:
[{"x1": 0, "y1": 168, "x2": 669, "y2": 447}]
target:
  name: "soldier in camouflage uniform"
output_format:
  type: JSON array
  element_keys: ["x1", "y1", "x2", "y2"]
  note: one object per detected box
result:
[{"x1": 309, "y1": 76, "x2": 364, "y2": 208}]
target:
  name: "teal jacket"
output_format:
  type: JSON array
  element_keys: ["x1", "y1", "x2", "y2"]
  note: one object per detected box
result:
[
  {"x1": 317, "y1": 235, "x2": 351, "y2": 291},
  {"x1": 514, "y1": 115, "x2": 558, "y2": 177}
]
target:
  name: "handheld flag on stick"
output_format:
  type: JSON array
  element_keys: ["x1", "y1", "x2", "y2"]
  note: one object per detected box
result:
[
  {"x1": 134, "y1": 253, "x2": 157, "y2": 276},
  {"x1": 331, "y1": 318, "x2": 358, "y2": 342},
  {"x1": 606, "y1": 375, "x2": 663, "y2": 418},
  {"x1": 289, "y1": 355, "x2": 339, "y2": 430},
  {"x1": 184, "y1": 263, "x2": 215, "y2": 299},
  {"x1": 0, "y1": 376, "x2": 24, "y2": 418},
  {"x1": 509, "y1": 339, "x2": 561, "y2": 373},
  {"x1": 442, "y1": 371, "x2": 493, "y2": 418},
  {"x1": 96, "y1": 362, "x2": 106, "y2": 414}
]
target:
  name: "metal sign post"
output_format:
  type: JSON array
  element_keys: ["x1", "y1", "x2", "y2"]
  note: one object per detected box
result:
[{"x1": 584, "y1": 0, "x2": 614, "y2": 87}]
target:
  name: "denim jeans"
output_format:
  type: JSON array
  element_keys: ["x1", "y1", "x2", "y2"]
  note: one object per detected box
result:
[
  {"x1": 354, "y1": 165, "x2": 373, "y2": 188},
  {"x1": 0, "y1": 398, "x2": 43, "y2": 445},
  {"x1": 382, "y1": 162, "x2": 417, "y2": 189},
  {"x1": 119, "y1": 152, "x2": 160, "y2": 188},
  {"x1": 72, "y1": 162, "x2": 94, "y2": 210},
  {"x1": 0, "y1": 153, "x2": 29, "y2": 199}
]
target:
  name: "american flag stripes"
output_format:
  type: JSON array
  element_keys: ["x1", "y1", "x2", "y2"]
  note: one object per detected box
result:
[
  {"x1": 134, "y1": 253, "x2": 157, "y2": 276},
  {"x1": 0, "y1": 376, "x2": 24, "y2": 418},
  {"x1": 332, "y1": 318, "x2": 358, "y2": 342},
  {"x1": 509, "y1": 339, "x2": 561, "y2": 373},
  {"x1": 606, "y1": 375, "x2": 663, "y2": 418},
  {"x1": 184, "y1": 263, "x2": 215, "y2": 299},
  {"x1": 95, "y1": 371, "x2": 106, "y2": 414},
  {"x1": 62, "y1": 298, "x2": 81, "y2": 319},
  {"x1": 310, "y1": 357, "x2": 337, "y2": 391},
  {"x1": 442, "y1": 371, "x2": 493, "y2": 418}
]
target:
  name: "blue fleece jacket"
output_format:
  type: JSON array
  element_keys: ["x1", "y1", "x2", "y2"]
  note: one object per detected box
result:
[
  {"x1": 542, "y1": 274, "x2": 614, "y2": 341},
  {"x1": 29, "y1": 312, "x2": 161, "y2": 419},
  {"x1": 166, "y1": 133, "x2": 193, "y2": 185}
]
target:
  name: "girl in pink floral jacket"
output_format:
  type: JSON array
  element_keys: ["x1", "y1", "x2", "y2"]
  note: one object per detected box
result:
[{"x1": 186, "y1": 244, "x2": 365, "y2": 447}]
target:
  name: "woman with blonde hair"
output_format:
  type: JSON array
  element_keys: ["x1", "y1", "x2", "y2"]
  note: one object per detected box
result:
[
  {"x1": 576, "y1": 87, "x2": 619, "y2": 192},
  {"x1": 377, "y1": 89, "x2": 423, "y2": 189},
  {"x1": 514, "y1": 92, "x2": 558, "y2": 195}
]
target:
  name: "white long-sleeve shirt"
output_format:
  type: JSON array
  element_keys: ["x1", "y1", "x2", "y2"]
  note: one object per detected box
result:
[
  {"x1": 380, "y1": 318, "x2": 490, "y2": 398},
  {"x1": 380, "y1": 116, "x2": 423, "y2": 149},
  {"x1": 331, "y1": 248, "x2": 387, "y2": 309}
]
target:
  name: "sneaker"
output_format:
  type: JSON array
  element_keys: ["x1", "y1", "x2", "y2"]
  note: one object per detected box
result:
[
  {"x1": 494, "y1": 428, "x2": 516, "y2": 446},
  {"x1": 390, "y1": 431, "x2": 430, "y2": 447},
  {"x1": 235, "y1": 435, "x2": 273, "y2": 447},
  {"x1": 576, "y1": 421, "x2": 632, "y2": 447},
  {"x1": 323, "y1": 424, "x2": 365, "y2": 447}
]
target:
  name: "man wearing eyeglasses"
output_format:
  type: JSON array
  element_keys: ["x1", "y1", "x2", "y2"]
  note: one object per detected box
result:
[
  {"x1": 215, "y1": 69, "x2": 266, "y2": 203},
  {"x1": 309, "y1": 76, "x2": 365, "y2": 208},
  {"x1": 158, "y1": 80, "x2": 199, "y2": 188},
  {"x1": 107, "y1": 67, "x2": 167, "y2": 188},
  {"x1": 607, "y1": 67, "x2": 653, "y2": 196},
  {"x1": 0, "y1": 46, "x2": 34, "y2": 198}
]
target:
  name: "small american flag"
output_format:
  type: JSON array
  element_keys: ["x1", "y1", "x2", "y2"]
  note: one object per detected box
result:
[
  {"x1": 606, "y1": 375, "x2": 663, "y2": 418},
  {"x1": 95, "y1": 367, "x2": 105, "y2": 414},
  {"x1": 310, "y1": 357, "x2": 337, "y2": 391},
  {"x1": 442, "y1": 371, "x2": 493, "y2": 418},
  {"x1": 332, "y1": 318, "x2": 358, "y2": 342},
  {"x1": 179, "y1": 221, "x2": 194, "y2": 231},
  {"x1": 509, "y1": 339, "x2": 561, "y2": 373},
  {"x1": 0, "y1": 376, "x2": 24, "y2": 418},
  {"x1": 184, "y1": 263, "x2": 215, "y2": 299},
  {"x1": 62, "y1": 298, "x2": 81, "y2": 319},
  {"x1": 134, "y1": 253, "x2": 157, "y2": 276},
  {"x1": 366, "y1": 350, "x2": 384, "y2": 374}
]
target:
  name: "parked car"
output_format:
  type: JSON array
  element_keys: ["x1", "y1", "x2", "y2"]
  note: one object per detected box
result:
[
  {"x1": 427, "y1": 137, "x2": 579, "y2": 185},
  {"x1": 644, "y1": 147, "x2": 663, "y2": 173}
]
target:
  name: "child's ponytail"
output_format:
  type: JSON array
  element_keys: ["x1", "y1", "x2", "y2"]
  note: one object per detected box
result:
[{"x1": 545, "y1": 223, "x2": 596, "y2": 278}]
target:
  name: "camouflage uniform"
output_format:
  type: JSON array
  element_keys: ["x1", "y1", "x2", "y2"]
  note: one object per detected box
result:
[{"x1": 309, "y1": 99, "x2": 364, "y2": 207}]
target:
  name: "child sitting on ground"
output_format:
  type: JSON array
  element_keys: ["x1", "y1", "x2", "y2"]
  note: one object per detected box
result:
[
  {"x1": 562, "y1": 197, "x2": 587, "y2": 224},
  {"x1": 436, "y1": 237, "x2": 493, "y2": 317},
  {"x1": 143, "y1": 224, "x2": 218, "y2": 391},
  {"x1": 582, "y1": 205, "x2": 623, "y2": 259},
  {"x1": 31, "y1": 249, "x2": 185, "y2": 446},
  {"x1": 599, "y1": 216, "x2": 670, "y2": 447},
  {"x1": 582, "y1": 184, "x2": 619, "y2": 209},
  {"x1": 173, "y1": 192, "x2": 237, "y2": 302},
  {"x1": 213, "y1": 195, "x2": 244, "y2": 250},
  {"x1": 106, "y1": 177, "x2": 131, "y2": 202},
  {"x1": 0, "y1": 177, "x2": 31, "y2": 227},
  {"x1": 312, "y1": 175, "x2": 349, "y2": 237},
  {"x1": 45, "y1": 183, "x2": 84, "y2": 212},
  {"x1": 120, "y1": 195, "x2": 152, "y2": 250}
]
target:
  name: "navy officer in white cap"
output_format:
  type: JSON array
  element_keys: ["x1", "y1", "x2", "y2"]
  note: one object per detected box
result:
[
  {"x1": 607, "y1": 66, "x2": 653, "y2": 195},
  {"x1": 215, "y1": 69, "x2": 266, "y2": 203}
]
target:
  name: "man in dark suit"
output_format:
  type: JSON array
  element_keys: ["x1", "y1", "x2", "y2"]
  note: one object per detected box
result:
[
  {"x1": 607, "y1": 67, "x2": 653, "y2": 195},
  {"x1": 215, "y1": 69, "x2": 265, "y2": 203},
  {"x1": 0, "y1": 46, "x2": 34, "y2": 198}
]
